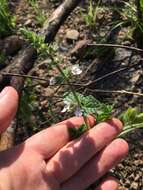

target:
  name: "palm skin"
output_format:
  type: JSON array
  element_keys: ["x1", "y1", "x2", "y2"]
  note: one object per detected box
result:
[{"x1": 0, "y1": 87, "x2": 128, "y2": 190}]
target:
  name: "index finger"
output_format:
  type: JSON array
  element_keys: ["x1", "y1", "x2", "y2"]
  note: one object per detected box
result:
[{"x1": 25, "y1": 115, "x2": 95, "y2": 159}]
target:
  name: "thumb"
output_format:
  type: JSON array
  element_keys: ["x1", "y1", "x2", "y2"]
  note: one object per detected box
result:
[{"x1": 0, "y1": 87, "x2": 18, "y2": 133}]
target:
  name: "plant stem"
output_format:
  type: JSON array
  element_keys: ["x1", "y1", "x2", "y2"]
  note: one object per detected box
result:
[
  {"x1": 53, "y1": 60, "x2": 90, "y2": 129},
  {"x1": 119, "y1": 123, "x2": 143, "y2": 137}
]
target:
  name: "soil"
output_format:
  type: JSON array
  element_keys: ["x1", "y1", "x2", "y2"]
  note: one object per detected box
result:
[{"x1": 1, "y1": 0, "x2": 143, "y2": 189}]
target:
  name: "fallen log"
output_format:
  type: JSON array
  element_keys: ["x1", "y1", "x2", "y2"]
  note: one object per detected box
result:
[
  {"x1": 0, "y1": 35, "x2": 23, "y2": 56},
  {"x1": 0, "y1": 47, "x2": 37, "y2": 150},
  {"x1": 10, "y1": 47, "x2": 37, "y2": 94},
  {"x1": 0, "y1": 47, "x2": 37, "y2": 93},
  {"x1": 0, "y1": 35, "x2": 23, "y2": 70},
  {"x1": 43, "y1": 0, "x2": 81, "y2": 43}
]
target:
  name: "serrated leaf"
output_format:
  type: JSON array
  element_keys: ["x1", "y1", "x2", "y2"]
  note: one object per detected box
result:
[{"x1": 64, "y1": 92, "x2": 113, "y2": 122}]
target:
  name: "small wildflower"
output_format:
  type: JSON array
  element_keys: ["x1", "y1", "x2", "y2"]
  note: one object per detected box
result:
[
  {"x1": 71, "y1": 65, "x2": 82, "y2": 75},
  {"x1": 61, "y1": 100, "x2": 71, "y2": 113},
  {"x1": 74, "y1": 107, "x2": 83, "y2": 117},
  {"x1": 49, "y1": 77, "x2": 56, "y2": 85}
]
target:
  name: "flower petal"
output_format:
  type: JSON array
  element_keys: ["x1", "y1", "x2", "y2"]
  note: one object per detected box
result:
[{"x1": 71, "y1": 65, "x2": 82, "y2": 75}]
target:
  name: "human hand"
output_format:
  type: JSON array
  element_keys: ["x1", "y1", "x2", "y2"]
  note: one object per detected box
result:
[{"x1": 0, "y1": 87, "x2": 128, "y2": 190}]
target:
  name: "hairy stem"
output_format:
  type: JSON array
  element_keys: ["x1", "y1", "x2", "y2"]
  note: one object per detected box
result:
[{"x1": 53, "y1": 60, "x2": 90, "y2": 129}]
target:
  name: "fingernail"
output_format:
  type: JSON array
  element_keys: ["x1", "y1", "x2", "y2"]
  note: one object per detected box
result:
[{"x1": 0, "y1": 87, "x2": 9, "y2": 99}]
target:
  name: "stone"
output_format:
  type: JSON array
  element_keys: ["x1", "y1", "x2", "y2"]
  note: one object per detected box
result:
[
  {"x1": 66, "y1": 29, "x2": 79, "y2": 41},
  {"x1": 24, "y1": 19, "x2": 33, "y2": 26},
  {"x1": 131, "y1": 72, "x2": 140, "y2": 83},
  {"x1": 130, "y1": 182, "x2": 138, "y2": 189}
]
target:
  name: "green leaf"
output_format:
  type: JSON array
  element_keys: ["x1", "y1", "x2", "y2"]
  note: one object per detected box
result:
[
  {"x1": 64, "y1": 92, "x2": 113, "y2": 122},
  {"x1": 68, "y1": 124, "x2": 88, "y2": 139},
  {"x1": 0, "y1": 0, "x2": 16, "y2": 37},
  {"x1": 134, "y1": 113, "x2": 143, "y2": 123},
  {"x1": 20, "y1": 28, "x2": 45, "y2": 48},
  {"x1": 0, "y1": 53, "x2": 6, "y2": 64},
  {"x1": 119, "y1": 108, "x2": 138, "y2": 125},
  {"x1": 119, "y1": 108, "x2": 143, "y2": 137},
  {"x1": 140, "y1": 0, "x2": 143, "y2": 10}
]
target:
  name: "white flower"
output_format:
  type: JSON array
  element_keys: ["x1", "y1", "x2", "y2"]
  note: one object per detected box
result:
[
  {"x1": 61, "y1": 100, "x2": 71, "y2": 113},
  {"x1": 71, "y1": 65, "x2": 82, "y2": 75},
  {"x1": 74, "y1": 107, "x2": 83, "y2": 117},
  {"x1": 49, "y1": 77, "x2": 56, "y2": 85}
]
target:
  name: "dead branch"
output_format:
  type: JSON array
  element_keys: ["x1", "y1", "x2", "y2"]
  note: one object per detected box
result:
[
  {"x1": 1, "y1": 72, "x2": 49, "y2": 83},
  {"x1": 0, "y1": 35, "x2": 23, "y2": 70},
  {"x1": 87, "y1": 89, "x2": 143, "y2": 97},
  {"x1": 10, "y1": 47, "x2": 37, "y2": 94},
  {"x1": 1, "y1": 61, "x2": 141, "y2": 89},
  {"x1": 76, "y1": 62, "x2": 142, "y2": 88},
  {"x1": 0, "y1": 47, "x2": 37, "y2": 150},
  {"x1": 0, "y1": 35, "x2": 23, "y2": 56},
  {"x1": 88, "y1": 43, "x2": 143, "y2": 53},
  {"x1": 43, "y1": 0, "x2": 81, "y2": 43},
  {"x1": 0, "y1": 47, "x2": 37, "y2": 93}
]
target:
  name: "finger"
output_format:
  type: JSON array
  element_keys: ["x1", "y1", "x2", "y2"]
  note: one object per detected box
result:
[
  {"x1": 46, "y1": 118, "x2": 123, "y2": 183},
  {"x1": 54, "y1": 115, "x2": 94, "y2": 129},
  {"x1": 0, "y1": 87, "x2": 18, "y2": 133},
  {"x1": 25, "y1": 115, "x2": 95, "y2": 158},
  {"x1": 95, "y1": 176, "x2": 119, "y2": 190},
  {"x1": 61, "y1": 139, "x2": 128, "y2": 190}
]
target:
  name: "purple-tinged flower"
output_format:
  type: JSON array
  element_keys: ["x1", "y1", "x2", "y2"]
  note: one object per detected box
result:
[{"x1": 74, "y1": 107, "x2": 83, "y2": 117}]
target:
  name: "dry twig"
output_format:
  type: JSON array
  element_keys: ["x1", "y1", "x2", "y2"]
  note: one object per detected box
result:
[
  {"x1": 87, "y1": 89, "x2": 143, "y2": 97},
  {"x1": 88, "y1": 43, "x2": 143, "y2": 53}
]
